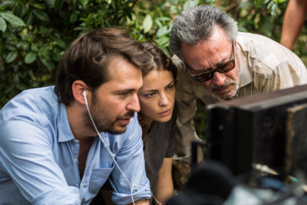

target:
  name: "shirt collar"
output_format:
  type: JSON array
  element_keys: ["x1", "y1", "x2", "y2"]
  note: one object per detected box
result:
[
  {"x1": 57, "y1": 102, "x2": 75, "y2": 142},
  {"x1": 238, "y1": 46, "x2": 253, "y2": 88}
]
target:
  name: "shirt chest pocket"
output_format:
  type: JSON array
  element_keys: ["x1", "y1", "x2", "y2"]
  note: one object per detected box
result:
[{"x1": 89, "y1": 166, "x2": 114, "y2": 193}]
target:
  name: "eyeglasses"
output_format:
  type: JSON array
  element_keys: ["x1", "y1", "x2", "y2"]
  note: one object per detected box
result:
[{"x1": 186, "y1": 41, "x2": 236, "y2": 83}]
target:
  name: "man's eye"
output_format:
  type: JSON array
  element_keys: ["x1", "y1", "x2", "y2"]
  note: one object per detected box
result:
[{"x1": 118, "y1": 92, "x2": 129, "y2": 97}]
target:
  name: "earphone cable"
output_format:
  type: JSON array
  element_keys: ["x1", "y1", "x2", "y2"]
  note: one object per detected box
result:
[{"x1": 84, "y1": 92, "x2": 136, "y2": 205}]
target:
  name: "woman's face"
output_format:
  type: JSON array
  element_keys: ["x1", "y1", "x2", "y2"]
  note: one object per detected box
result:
[{"x1": 138, "y1": 69, "x2": 175, "y2": 123}]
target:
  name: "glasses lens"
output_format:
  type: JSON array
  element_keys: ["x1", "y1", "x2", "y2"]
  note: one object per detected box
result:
[
  {"x1": 194, "y1": 60, "x2": 235, "y2": 82},
  {"x1": 218, "y1": 60, "x2": 235, "y2": 73},
  {"x1": 188, "y1": 55, "x2": 235, "y2": 83},
  {"x1": 194, "y1": 72, "x2": 211, "y2": 82}
]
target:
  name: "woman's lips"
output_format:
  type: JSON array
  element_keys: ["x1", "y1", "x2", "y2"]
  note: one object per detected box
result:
[{"x1": 159, "y1": 109, "x2": 171, "y2": 116}]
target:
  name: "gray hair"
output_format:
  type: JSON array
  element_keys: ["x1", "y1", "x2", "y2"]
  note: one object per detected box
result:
[{"x1": 169, "y1": 5, "x2": 238, "y2": 60}]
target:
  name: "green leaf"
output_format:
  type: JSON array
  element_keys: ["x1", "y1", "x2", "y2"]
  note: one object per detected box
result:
[
  {"x1": 45, "y1": 0, "x2": 55, "y2": 8},
  {"x1": 31, "y1": 3, "x2": 46, "y2": 9},
  {"x1": 5, "y1": 51, "x2": 18, "y2": 63},
  {"x1": 0, "y1": 37, "x2": 3, "y2": 55},
  {"x1": 79, "y1": 0, "x2": 89, "y2": 7},
  {"x1": 0, "y1": 17, "x2": 7, "y2": 32},
  {"x1": 25, "y1": 51, "x2": 37, "y2": 64},
  {"x1": 31, "y1": 44, "x2": 39, "y2": 52},
  {"x1": 4, "y1": 44, "x2": 16, "y2": 51},
  {"x1": 161, "y1": 47, "x2": 171, "y2": 57},
  {"x1": 156, "y1": 35, "x2": 169, "y2": 48},
  {"x1": 16, "y1": 4, "x2": 28, "y2": 18},
  {"x1": 54, "y1": 0, "x2": 63, "y2": 9},
  {"x1": 53, "y1": 51, "x2": 64, "y2": 61},
  {"x1": 183, "y1": 0, "x2": 199, "y2": 10},
  {"x1": 20, "y1": 41, "x2": 30, "y2": 50},
  {"x1": 37, "y1": 26, "x2": 54, "y2": 34},
  {"x1": 156, "y1": 26, "x2": 171, "y2": 38},
  {"x1": 155, "y1": 20, "x2": 163, "y2": 28},
  {"x1": 33, "y1": 10, "x2": 50, "y2": 22},
  {"x1": 25, "y1": 12, "x2": 33, "y2": 26},
  {"x1": 53, "y1": 39, "x2": 66, "y2": 49},
  {"x1": 28, "y1": 70, "x2": 37, "y2": 81},
  {"x1": 2, "y1": 0, "x2": 16, "y2": 6},
  {"x1": 39, "y1": 56, "x2": 55, "y2": 69},
  {"x1": 70, "y1": 11, "x2": 79, "y2": 23},
  {"x1": 170, "y1": 5, "x2": 181, "y2": 14},
  {"x1": 0, "y1": 12, "x2": 25, "y2": 27},
  {"x1": 38, "y1": 46, "x2": 50, "y2": 58},
  {"x1": 143, "y1": 14, "x2": 153, "y2": 33},
  {"x1": 15, "y1": 83, "x2": 28, "y2": 90},
  {"x1": 156, "y1": 17, "x2": 171, "y2": 22},
  {"x1": 167, "y1": 0, "x2": 178, "y2": 4}
]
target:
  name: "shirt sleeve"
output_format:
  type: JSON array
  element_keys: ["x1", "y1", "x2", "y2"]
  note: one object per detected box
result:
[
  {"x1": 109, "y1": 116, "x2": 151, "y2": 205},
  {"x1": 253, "y1": 60, "x2": 307, "y2": 93},
  {"x1": 173, "y1": 56, "x2": 201, "y2": 163},
  {"x1": 0, "y1": 116, "x2": 81, "y2": 205}
]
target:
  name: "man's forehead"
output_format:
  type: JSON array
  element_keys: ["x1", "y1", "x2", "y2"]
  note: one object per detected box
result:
[
  {"x1": 107, "y1": 56, "x2": 140, "y2": 74},
  {"x1": 100, "y1": 64, "x2": 142, "y2": 91}
]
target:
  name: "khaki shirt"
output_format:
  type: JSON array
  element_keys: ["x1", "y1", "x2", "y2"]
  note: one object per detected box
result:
[{"x1": 173, "y1": 32, "x2": 307, "y2": 163}]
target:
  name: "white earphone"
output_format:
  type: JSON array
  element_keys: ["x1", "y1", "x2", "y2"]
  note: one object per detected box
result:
[{"x1": 83, "y1": 90, "x2": 88, "y2": 106}]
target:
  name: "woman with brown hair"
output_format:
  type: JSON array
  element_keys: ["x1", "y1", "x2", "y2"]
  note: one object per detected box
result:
[{"x1": 92, "y1": 42, "x2": 177, "y2": 205}]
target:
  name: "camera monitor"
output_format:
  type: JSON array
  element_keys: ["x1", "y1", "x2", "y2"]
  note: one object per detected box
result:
[{"x1": 205, "y1": 84, "x2": 307, "y2": 176}]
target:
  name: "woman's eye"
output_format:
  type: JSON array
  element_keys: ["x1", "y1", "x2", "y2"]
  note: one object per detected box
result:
[
  {"x1": 166, "y1": 84, "x2": 175, "y2": 90},
  {"x1": 145, "y1": 93, "x2": 155, "y2": 98}
]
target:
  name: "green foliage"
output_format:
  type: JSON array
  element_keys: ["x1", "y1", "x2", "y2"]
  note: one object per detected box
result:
[
  {"x1": 238, "y1": 0, "x2": 288, "y2": 40},
  {"x1": 0, "y1": 0, "x2": 197, "y2": 107},
  {"x1": 0, "y1": 0, "x2": 140, "y2": 106},
  {"x1": 254, "y1": 0, "x2": 287, "y2": 16},
  {"x1": 0, "y1": 0, "x2": 299, "y2": 136},
  {"x1": 127, "y1": 0, "x2": 205, "y2": 56}
]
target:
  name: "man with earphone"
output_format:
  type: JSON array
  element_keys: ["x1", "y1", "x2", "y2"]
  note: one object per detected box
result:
[{"x1": 0, "y1": 28, "x2": 152, "y2": 205}]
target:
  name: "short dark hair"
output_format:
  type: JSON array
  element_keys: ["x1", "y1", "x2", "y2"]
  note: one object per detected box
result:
[
  {"x1": 54, "y1": 27, "x2": 151, "y2": 105},
  {"x1": 169, "y1": 5, "x2": 238, "y2": 60},
  {"x1": 142, "y1": 42, "x2": 177, "y2": 80}
]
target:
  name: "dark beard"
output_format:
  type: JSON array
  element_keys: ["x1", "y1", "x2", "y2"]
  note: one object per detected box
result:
[
  {"x1": 84, "y1": 91, "x2": 135, "y2": 135},
  {"x1": 83, "y1": 109, "x2": 134, "y2": 135}
]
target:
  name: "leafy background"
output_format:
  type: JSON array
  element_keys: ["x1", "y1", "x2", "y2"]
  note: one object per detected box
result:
[{"x1": 1, "y1": 0, "x2": 304, "y2": 137}]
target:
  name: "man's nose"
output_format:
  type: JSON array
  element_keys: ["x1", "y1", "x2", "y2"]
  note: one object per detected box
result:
[
  {"x1": 211, "y1": 71, "x2": 226, "y2": 86},
  {"x1": 127, "y1": 94, "x2": 140, "y2": 112}
]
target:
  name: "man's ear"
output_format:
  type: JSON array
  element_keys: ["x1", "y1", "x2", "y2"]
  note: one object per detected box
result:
[{"x1": 72, "y1": 80, "x2": 89, "y2": 105}]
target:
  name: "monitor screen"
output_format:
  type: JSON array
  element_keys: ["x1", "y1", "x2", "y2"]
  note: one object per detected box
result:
[{"x1": 205, "y1": 84, "x2": 307, "y2": 176}]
